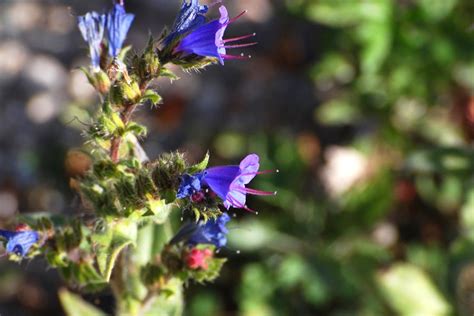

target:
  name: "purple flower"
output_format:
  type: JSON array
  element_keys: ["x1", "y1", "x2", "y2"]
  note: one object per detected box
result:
[
  {"x1": 203, "y1": 154, "x2": 276, "y2": 212},
  {"x1": 78, "y1": 12, "x2": 106, "y2": 69},
  {"x1": 106, "y1": 4, "x2": 135, "y2": 58},
  {"x1": 164, "y1": 0, "x2": 209, "y2": 45},
  {"x1": 0, "y1": 228, "x2": 39, "y2": 257},
  {"x1": 174, "y1": 5, "x2": 257, "y2": 65},
  {"x1": 188, "y1": 213, "x2": 231, "y2": 248}
]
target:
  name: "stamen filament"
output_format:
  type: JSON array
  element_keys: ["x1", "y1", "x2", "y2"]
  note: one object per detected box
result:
[
  {"x1": 224, "y1": 42, "x2": 258, "y2": 49},
  {"x1": 220, "y1": 54, "x2": 249, "y2": 60},
  {"x1": 234, "y1": 187, "x2": 276, "y2": 196},
  {"x1": 223, "y1": 33, "x2": 256, "y2": 44},
  {"x1": 228, "y1": 10, "x2": 247, "y2": 24}
]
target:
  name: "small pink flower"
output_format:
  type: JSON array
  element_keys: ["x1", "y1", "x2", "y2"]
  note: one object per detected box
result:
[{"x1": 185, "y1": 248, "x2": 213, "y2": 270}]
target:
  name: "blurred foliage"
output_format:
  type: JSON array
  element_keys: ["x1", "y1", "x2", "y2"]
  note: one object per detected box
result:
[{"x1": 181, "y1": 0, "x2": 474, "y2": 315}]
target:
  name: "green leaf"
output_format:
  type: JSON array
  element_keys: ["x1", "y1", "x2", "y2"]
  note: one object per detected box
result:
[
  {"x1": 160, "y1": 67, "x2": 180, "y2": 81},
  {"x1": 126, "y1": 122, "x2": 148, "y2": 137},
  {"x1": 145, "y1": 198, "x2": 173, "y2": 224},
  {"x1": 118, "y1": 45, "x2": 132, "y2": 62},
  {"x1": 377, "y1": 263, "x2": 451, "y2": 316},
  {"x1": 142, "y1": 89, "x2": 162, "y2": 105},
  {"x1": 59, "y1": 289, "x2": 106, "y2": 316},
  {"x1": 187, "y1": 151, "x2": 210, "y2": 174},
  {"x1": 91, "y1": 220, "x2": 137, "y2": 281}
]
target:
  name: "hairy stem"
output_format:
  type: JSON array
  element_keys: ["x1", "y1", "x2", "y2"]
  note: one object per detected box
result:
[{"x1": 109, "y1": 103, "x2": 138, "y2": 162}]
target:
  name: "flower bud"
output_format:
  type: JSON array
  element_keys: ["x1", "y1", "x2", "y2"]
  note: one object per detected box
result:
[
  {"x1": 94, "y1": 69, "x2": 111, "y2": 94},
  {"x1": 110, "y1": 80, "x2": 141, "y2": 106}
]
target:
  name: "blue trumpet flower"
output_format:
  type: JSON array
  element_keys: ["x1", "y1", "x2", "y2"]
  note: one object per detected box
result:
[
  {"x1": 0, "y1": 228, "x2": 39, "y2": 257},
  {"x1": 78, "y1": 12, "x2": 107, "y2": 69},
  {"x1": 165, "y1": 0, "x2": 209, "y2": 45},
  {"x1": 106, "y1": 3, "x2": 135, "y2": 58},
  {"x1": 174, "y1": 6, "x2": 257, "y2": 65}
]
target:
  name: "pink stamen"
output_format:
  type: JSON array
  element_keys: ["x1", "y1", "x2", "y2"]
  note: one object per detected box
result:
[
  {"x1": 224, "y1": 42, "x2": 258, "y2": 49},
  {"x1": 238, "y1": 169, "x2": 278, "y2": 178},
  {"x1": 227, "y1": 195, "x2": 256, "y2": 213},
  {"x1": 238, "y1": 187, "x2": 276, "y2": 196},
  {"x1": 223, "y1": 33, "x2": 256, "y2": 44},
  {"x1": 220, "y1": 54, "x2": 249, "y2": 60},
  {"x1": 227, "y1": 10, "x2": 247, "y2": 24}
]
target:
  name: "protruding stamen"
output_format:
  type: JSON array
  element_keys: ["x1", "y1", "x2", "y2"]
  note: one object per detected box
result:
[
  {"x1": 224, "y1": 42, "x2": 258, "y2": 49},
  {"x1": 235, "y1": 187, "x2": 276, "y2": 196},
  {"x1": 228, "y1": 10, "x2": 247, "y2": 24},
  {"x1": 227, "y1": 195, "x2": 256, "y2": 213},
  {"x1": 223, "y1": 33, "x2": 256, "y2": 44},
  {"x1": 220, "y1": 54, "x2": 249, "y2": 60},
  {"x1": 238, "y1": 169, "x2": 278, "y2": 178}
]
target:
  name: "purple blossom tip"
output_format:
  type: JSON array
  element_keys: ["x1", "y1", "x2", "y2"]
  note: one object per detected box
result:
[
  {"x1": 174, "y1": 5, "x2": 257, "y2": 65},
  {"x1": 165, "y1": 0, "x2": 209, "y2": 45},
  {"x1": 203, "y1": 154, "x2": 276, "y2": 212}
]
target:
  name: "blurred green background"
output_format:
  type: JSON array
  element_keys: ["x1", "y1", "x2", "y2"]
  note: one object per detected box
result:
[{"x1": 0, "y1": 0, "x2": 474, "y2": 315}]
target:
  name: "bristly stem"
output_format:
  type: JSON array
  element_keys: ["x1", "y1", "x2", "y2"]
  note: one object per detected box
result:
[
  {"x1": 109, "y1": 62, "x2": 163, "y2": 163},
  {"x1": 110, "y1": 103, "x2": 137, "y2": 163}
]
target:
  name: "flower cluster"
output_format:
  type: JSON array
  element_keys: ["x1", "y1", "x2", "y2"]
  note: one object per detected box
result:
[
  {"x1": 164, "y1": 1, "x2": 257, "y2": 64},
  {"x1": 178, "y1": 154, "x2": 277, "y2": 212}
]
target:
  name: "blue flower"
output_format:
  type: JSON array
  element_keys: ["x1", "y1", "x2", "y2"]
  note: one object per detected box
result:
[
  {"x1": 174, "y1": 6, "x2": 257, "y2": 65},
  {"x1": 0, "y1": 229, "x2": 39, "y2": 257},
  {"x1": 177, "y1": 173, "x2": 203, "y2": 199},
  {"x1": 78, "y1": 12, "x2": 107, "y2": 69},
  {"x1": 202, "y1": 154, "x2": 276, "y2": 212},
  {"x1": 106, "y1": 4, "x2": 135, "y2": 58},
  {"x1": 164, "y1": 0, "x2": 209, "y2": 45},
  {"x1": 188, "y1": 213, "x2": 231, "y2": 248},
  {"x1": 169, "y1": 213, "x2": 231, "y2": 248}
]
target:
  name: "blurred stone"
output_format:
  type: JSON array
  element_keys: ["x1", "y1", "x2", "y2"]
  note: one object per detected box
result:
[
  {"x1": 69, "y1": 69, "x2": 97, "y2": 102},
  {"x1": 28, "y1": 186, "x2": 65, "y2": 213},
  {"x1": 5, "y1": 2, "x2": 44, "y2": 32},
  {"x1": 47, "y1": 5, "x2": 75, "y2": 34},
  {"x1": 0, "y1": 191, "x2": 18, "y2": 218},
  {"x1": 65, "y1": 149, "x2": 92, "y2": 177},
  {"x1": 0, "y1": 41, "x2": 30, "y2": 79},
  {"x1": 26, "y1": 92, "x2": 61, "y2": 124},
  {"x1": 24, "y1": 55, "x2": 67, "y2": 90},
  {"x1": 320, "y1": 146, "x2": 368, "y2": 196}
]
